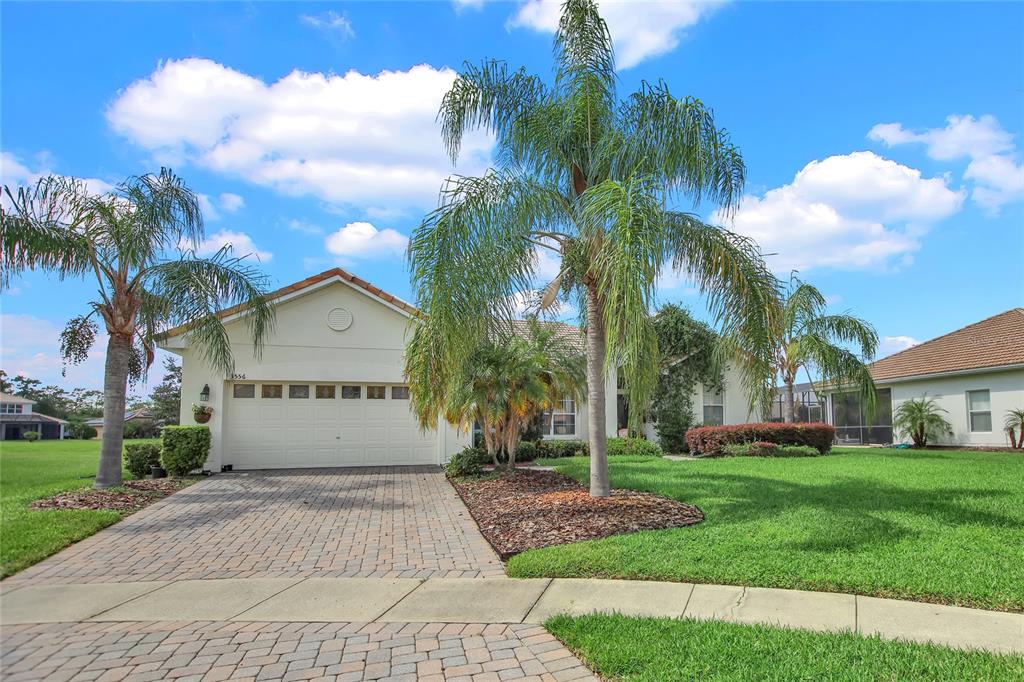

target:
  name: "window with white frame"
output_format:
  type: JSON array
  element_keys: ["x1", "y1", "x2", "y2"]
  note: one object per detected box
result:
[
  {"x1": 540, "y1": 397, "x2": 576, "y2": 436},
  {"x1": 703, "y1": 386, "x2": 724, "y2": 426},
  {"x1": 967, "y1": 390, "x2": 992, "y2": 432},
  {"x1": 1, "y1": 403, "x2": 24, "y2": 414}
]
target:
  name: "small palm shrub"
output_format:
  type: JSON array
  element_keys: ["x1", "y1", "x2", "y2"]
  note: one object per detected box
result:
[
  {"x1": 124, "y1": 443, "x2": 162, "y2": 479},
  {"x1": 160, "y1": 426, "x2": 210, "y2": 476},
  {"x1": 1004, "y1": 409, "x2": 1024, "y2": 449},
  {"x1": 893, "y1": 397, "x2": 953, "y2": 448},
  {"x1": 607, "y1": 437, "x2": 662, "y2": 457}
]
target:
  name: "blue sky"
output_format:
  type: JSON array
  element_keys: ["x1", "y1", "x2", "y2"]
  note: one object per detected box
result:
[{"x1": 2, "y1": 1, "x2": 1022, "y2": 389}]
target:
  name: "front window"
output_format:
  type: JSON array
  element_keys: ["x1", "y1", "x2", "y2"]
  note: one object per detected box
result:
[
  {"x1": 540, "y1": 397, "x2": 576, "y2": 436},
  {"x1": 233, "y1": 384, "x2": 255, "y2": 399},
  {"x1": 703, "y1": 386, "x2": 724, "y2": 426},
  {"x1": 967, "y1": 390, "x2": 992, "y2": 432},
  {"x1": 0, "y1": 403, "x2": 24, "y2": 414}
]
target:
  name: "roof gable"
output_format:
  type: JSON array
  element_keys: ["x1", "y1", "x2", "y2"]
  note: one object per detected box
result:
[
  {"x1": 159, "y1": 268, "x2": 419, "y2": 342},
  {"x1": 0, "y1": 392, "x2": 36, "y2": 405},
  {"x1": 870, "y1": 308, "x2": 1024, "y2": 381}
]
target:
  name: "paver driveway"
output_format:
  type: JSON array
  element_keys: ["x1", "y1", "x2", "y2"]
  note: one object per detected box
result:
[{"x1": 6, "y1": 467, "x2": 504, "y2": 586}]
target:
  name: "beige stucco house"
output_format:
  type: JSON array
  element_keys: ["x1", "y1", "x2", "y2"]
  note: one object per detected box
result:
[
  {"x1": 158, "y1": 268, "x2": 618, "y2": 471},
  {"x1": 822, "y1": 308, "x2": 1024, "y2": 447}
]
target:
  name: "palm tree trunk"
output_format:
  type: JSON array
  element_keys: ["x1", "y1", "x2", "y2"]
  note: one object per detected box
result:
[
  {"x1": 783, "y1": 380, "x2": 796, "y2": 424},
  {"x1": 95, "y1": 333, "x2": 132, "y2": 489},
  {"x1": 585, "y1": 284, "x2": 609, "y2": 498}
]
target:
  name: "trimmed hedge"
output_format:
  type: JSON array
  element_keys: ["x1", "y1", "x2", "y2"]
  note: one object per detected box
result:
[
  {"x1": 686, "y1": 422, "x2": 835, "y2": 456},
  {"x1": 722, "y1": 442, "x2": 821, "y2": 458},
  {"x1": 536, "y1": 439, "x2": 589, "y2": 459},
  {"x1": 124, "y1": 443, "x2": 162, "y2": 479},
  {"x1": 515, "y1": 440, "x2": 538, "y2": 462},
  {"x1": 607, "y1": 437, "x2": 662, "y2": 457},
  {"x1": 160, "y1": 426, "x2": 211, "y2": 476}
]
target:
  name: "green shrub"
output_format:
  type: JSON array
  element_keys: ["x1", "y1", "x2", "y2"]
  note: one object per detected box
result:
[
  {"x1": 445, "y1": 448, "x2": 484, "y2": 477},
  {"x1": 687, "y1": 422, "x2": 835, "y2": 456},
  {"x1": 66, "y1": 420, "x2": 97, "y2": 440},
  {"x1": 722, "y1": 441, "x2": 821, "y2": 458},
  {"x1": 22, "y1": 431, "x2": 40, "y2": 443},
  {"x1": 515, "y1": 440, "x2": 538, "y2": 462},
  {"x1": 607, "y1": 437, "x2": 662, "y2": 457},
  {"x1": 160, "y1": 426, "x2": 210, "y2": 476},
  {"x1": 536, "y1": 439, "x2": 589, "y2": 459},
  {"x1": 124, "y1": 443, "x2": 162, "y2": 479}
]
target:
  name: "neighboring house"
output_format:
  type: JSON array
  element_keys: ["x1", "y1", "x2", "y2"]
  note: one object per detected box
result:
[
  {"x1": 0, "y1": 392, "x2": 67, "y2": 440},
  {"x1": 157, "y1": 268, "x2": 618, "y2": 471},
  {"x1": 821, "y1": 308, "x2": 1024, "y2": 447},
  {"x1": 86, "y1": 409, "x2": 155, "y2": 440}
]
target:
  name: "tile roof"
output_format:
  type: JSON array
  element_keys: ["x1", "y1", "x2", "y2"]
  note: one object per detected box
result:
[
  {"x1": 870, "y1": 308, "x2": 1024, "y2": 382},
  {"x1": 501, "y1": 319, "x2": 586, "y2": 351},
  {"x1": 0, "y1": 392, "x2": 36, "y2": 405},
  {"x1": 158, "y1": 268, "x2": 420, "y2": 341}
]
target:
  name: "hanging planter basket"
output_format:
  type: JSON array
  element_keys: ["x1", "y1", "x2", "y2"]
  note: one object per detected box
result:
[{"x1": 192, "y1": 405, "x2": 213, "y2": 424}]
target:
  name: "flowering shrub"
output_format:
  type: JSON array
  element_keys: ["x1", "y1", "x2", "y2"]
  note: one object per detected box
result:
[{"x1": 686, "y1": 422, "x2": 835, "y2": 456}]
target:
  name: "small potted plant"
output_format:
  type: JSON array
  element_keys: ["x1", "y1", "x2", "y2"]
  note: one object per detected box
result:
[{"x1": 192, "y1": 403, "x2": 213, "y2": 424}]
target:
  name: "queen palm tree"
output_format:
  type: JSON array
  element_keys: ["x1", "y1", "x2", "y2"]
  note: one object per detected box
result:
[
  {"x1": 1, "y1": 170, "x2": 274, "y2": 488},
  {"x1": 407, "y1": 0, "x2": 777, "y2": 496},
  {"x1": 408, "y1": 318, "x2": 585, "y2": 470},
  {"x1": 767, "y1": 275, "x2": 878, "y2": 423}
]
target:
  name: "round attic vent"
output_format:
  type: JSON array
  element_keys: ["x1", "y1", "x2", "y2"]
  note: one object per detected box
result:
[{"x1": 327, "y1": 307, "x2": 353, "y2": 331}]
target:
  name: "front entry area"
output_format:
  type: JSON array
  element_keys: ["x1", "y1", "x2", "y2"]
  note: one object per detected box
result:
[{"x1": 225, "y1": 381, "x2": 436, "y2": 469}]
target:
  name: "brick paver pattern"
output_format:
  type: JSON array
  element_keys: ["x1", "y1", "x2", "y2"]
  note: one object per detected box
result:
[
  {"x1": 7, "y1": 468, "x2": 505, "y2": 585},
  {"x1": 0, "y1": 620, "x2": 598, "y2": 682}
]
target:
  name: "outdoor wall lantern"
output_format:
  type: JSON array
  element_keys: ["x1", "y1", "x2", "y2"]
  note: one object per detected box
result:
[{"x1": 200, "y1": 384, "x2": 210, "y2": 403}]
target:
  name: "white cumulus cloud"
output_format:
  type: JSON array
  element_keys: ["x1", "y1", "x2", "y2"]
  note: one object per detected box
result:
[
  {"x1": 878, "y1": 335, "x2": 920, "y2": 358},
  {"x1": 192, "y1": 230, "x2": 272, "y2": 261},
  {"x1": 868, "y1": 114, "x2": 1023, "y2": 214},
  {"x1": 107, "y1": 58, "x2": 492, "y2": 212},
  {"x1": 324, "y1": 221, "x2": 408, "y2": 259},
  {"x1": 0, "y1": 151, "x2": 114, "y2": 200},
  {"x1": 715, "y1": 151, "x2": 964, "y2": 272},
  {"x1": 508, "y1": 0, "x2": 726, "y2": 69}
]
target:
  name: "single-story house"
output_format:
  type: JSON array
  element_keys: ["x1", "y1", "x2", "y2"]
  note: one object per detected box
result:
[
  {"x1": 86, "y1": 409, "x2": 155, "y2": 440},
  {"x1": 0, "y1": 392, "x2": 67, "y2": 440},
  {"x1": 821, "y1": 308, "x2": 1023, "y2": 447},
  {"x1": 157, "y1": 268, "x2": 622, "y2": 471}
]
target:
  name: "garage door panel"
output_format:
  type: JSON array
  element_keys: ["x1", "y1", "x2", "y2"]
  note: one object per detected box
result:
[{"x1": 226, "y1": 382, "x2": 437, "y2": 469}]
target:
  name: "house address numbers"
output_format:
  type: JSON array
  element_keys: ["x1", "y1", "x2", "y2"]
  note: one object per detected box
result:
[{"x1": 230, "y1": 373, "x2": 247, "y2": 380}]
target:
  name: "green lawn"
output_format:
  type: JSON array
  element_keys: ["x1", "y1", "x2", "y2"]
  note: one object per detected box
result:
[
  {"x1": 546, "y1": 614, "x2": 1024, "y2": 681},
  {"x1": 0, "y1": 438, "x2": 159, "y2": 578},
  {"x1": 509, "y1": 448, "x2": 1024, "y2": 611}
]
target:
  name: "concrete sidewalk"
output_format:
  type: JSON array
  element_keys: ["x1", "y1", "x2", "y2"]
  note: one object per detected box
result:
[{"x1": 3, "y1": 578, "x2": 1022, "y2": 655}]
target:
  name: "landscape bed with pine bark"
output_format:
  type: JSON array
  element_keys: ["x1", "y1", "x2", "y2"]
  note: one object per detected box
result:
[
  {"x1": 30, "y1": 478, "x2": 196, "y2": 514},
  {"x1": 449, "y1": 469, "x2": 703, "y2": 560}
]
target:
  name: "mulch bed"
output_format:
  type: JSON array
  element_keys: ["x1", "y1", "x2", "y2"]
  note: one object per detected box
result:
[
  {"x1": 30, "y1": 478, "x2": 196, "y2": 514},
  {"x1": 450, "y1": 469, "x2": 704, "y2": 559}
]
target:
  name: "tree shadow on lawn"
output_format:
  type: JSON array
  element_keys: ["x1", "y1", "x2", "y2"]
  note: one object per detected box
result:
[{"x1": 592, "y1": 466, "x2": 1019, "y2": 553}]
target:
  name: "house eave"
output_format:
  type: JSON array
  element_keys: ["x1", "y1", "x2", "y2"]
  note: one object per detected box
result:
[{"x1": 821, "y1": 362, "x2": 1024, "y2": 392}]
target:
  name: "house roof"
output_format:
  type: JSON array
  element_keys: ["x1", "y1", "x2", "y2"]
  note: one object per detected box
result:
[
  {"x1": 0, "y1": 413, "x2": 68, "y2": 424},
  {"x1": 85, "y1": 409, "x2": 153, "y2": 427},
  {"x1": 0, "y1": 392, "x2": 36, "y2": 405},
  {"x1": 869, "y1": 308, "x2": 1024, "y2": 382},
  {"x1": 158, "y1": 267, "x2": 420, "y2": 341},
  {"x1": 502, "y1": 319, "x2": 586, "y2": 352}
]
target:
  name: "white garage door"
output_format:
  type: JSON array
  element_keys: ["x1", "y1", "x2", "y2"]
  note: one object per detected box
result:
[{"x1": 225, "y1": 382, "x2": 436, "y2": 469}]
